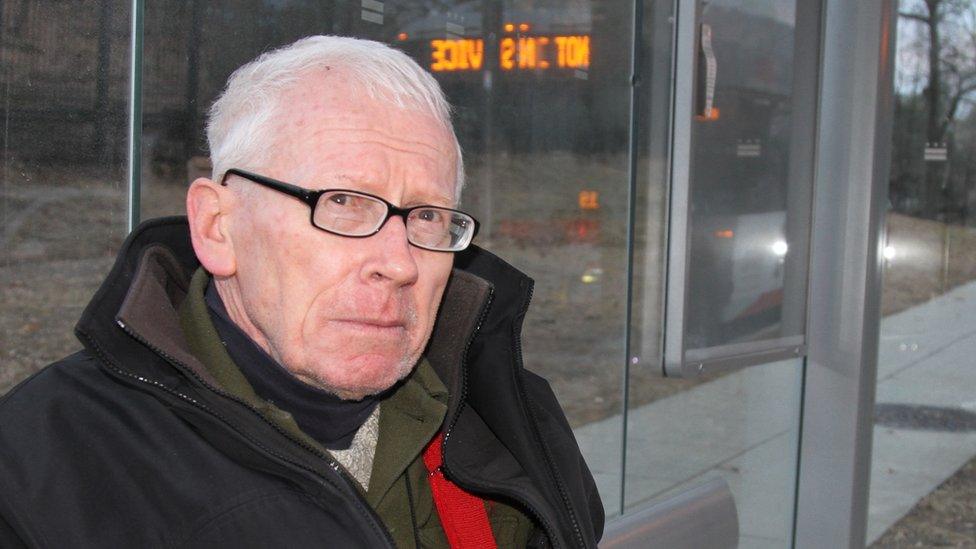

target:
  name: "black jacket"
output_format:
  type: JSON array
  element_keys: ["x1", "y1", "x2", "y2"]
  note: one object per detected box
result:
[{"x1": 0, "y1": 217, "x2": 603, "y2": 548}]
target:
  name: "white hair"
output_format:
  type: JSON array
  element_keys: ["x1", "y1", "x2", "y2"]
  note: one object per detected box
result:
[{"x1": 206, "y1": 35, "x2": 465, "y2": 198}]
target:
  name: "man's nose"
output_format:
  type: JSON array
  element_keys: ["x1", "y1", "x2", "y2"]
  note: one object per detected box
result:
[{"x1": 362, "y1": 216, "x2": 419, "y2": 286}]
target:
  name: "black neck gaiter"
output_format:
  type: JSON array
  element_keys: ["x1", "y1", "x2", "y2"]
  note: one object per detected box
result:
[{"x1": 204, "y1": 281, "x2": 378, "y2": 450}]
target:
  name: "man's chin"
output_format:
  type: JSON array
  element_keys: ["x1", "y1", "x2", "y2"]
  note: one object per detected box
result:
[{"x1": 295, "y1": 355, "x2": 417, "y2": 400}]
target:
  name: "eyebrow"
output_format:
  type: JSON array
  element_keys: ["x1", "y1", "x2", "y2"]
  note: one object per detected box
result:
[{"x1": 326, "y1": 173, "x2": 456, "y2": 207}]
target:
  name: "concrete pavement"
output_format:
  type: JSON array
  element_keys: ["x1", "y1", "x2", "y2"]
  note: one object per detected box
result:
[{"x1": 575, "y1": 279, "x2": 976, "y2": 548}]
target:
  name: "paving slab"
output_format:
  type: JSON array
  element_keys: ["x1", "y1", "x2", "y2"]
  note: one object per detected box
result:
[
  {"x1": 877, "y1": 281, "x2": 976, "y2": 379},
  {"x1": 577, "y1": 359, "x2": 802, "y2": 538},
  {"x1": 867, "y1": 280, "x2": 976, "y2": 544}
]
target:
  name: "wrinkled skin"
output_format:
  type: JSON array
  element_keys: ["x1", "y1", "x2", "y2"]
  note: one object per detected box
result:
[{"x1": 188, "y1": 70, "x2": 458, "y2": 400}]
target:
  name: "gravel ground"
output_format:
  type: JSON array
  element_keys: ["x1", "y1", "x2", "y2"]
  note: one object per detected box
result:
[
  {"x1": 871, "y1": 456, "x2": 976, "y2": 548},
  {"x1": 3, "y1": 160, "x2": 976, "y2": 544}
]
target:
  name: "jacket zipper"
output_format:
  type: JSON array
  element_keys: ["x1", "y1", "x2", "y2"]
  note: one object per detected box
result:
[
  {"x1": 437, "y1": 287, "x2": 560, "y2": 542},
  {"x1": 512, "y1": 283, "x2": 587, "y2": 548},
  {"x1": 82, "y1": 322, "x2": 396, "y2": 548},
  {"x1": 438, "y1": 285, "x2": 568, "y2": 548}
]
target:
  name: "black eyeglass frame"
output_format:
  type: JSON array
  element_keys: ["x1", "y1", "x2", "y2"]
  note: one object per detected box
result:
[{"x1": 221, "y1": 168, "x2": 480, "y2": 252}]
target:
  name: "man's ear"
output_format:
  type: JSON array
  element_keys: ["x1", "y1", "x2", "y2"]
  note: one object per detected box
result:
[{"x1": 186, "y1": 178, "x2": 236, "y2": 276}]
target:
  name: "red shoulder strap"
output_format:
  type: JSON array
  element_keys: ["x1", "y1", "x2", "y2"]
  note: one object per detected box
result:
[{"x1": 422, "y1": 432, "x2": 498, "y2": 549}]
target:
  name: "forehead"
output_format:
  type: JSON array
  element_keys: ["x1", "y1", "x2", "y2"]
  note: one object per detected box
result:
[{"x1": 265, "y1": 72, "x2": 458, "y2": 203}]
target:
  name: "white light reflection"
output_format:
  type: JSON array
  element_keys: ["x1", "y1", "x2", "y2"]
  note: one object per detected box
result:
[
  {"x1": 883, "y1": 245, "x2": 896, "y2": 260},
  {"x1": 771, "y1": 240, "x2": 789, "y2": 257}
]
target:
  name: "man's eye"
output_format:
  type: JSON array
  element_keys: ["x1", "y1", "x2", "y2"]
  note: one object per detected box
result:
[
  {"x1": 329, "y1": 194, "x2": 350, "y2": 206},
  {"x1": 417, "y1": 209, "x2": 444, "y2": 223},
  {"x1": 327, "y1": 193, "x2": 377, "y2": 210}
]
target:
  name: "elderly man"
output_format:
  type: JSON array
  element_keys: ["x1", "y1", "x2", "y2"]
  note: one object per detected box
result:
[{"x1": 0, "y1": 36, "x2": 602, "y2": 547}]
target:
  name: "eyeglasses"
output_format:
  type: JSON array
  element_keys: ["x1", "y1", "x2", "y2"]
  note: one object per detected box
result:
[{"x1": 221, "y1": 168, "x2": 479, "y2": 252}]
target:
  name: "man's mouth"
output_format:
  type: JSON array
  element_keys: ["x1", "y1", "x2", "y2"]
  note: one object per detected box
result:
[{"x1": 332, "y1": 318, "x2": 407, "y2": 333}]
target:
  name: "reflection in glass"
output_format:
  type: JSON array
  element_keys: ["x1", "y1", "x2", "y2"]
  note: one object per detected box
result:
[
  {"x1": 868, "y1": 2, "x2": 976, "y2": 543},
  {"x1": 684, "y1": 1, "x2": 813, "y2": 351},
  {"x1": 620, "y1": 358, "x2": 802, "y2": 546},
  {"x1": 1, "y1": 1, "x2": 131, "y2": 395},
  {"x1": 621, "y1": 2, "x2": 810, "y2": 543}
]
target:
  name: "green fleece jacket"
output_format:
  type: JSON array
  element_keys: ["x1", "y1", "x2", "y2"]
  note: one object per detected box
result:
[{"x1": 179, "y1": 269, "x2": 533, "y2": 548}]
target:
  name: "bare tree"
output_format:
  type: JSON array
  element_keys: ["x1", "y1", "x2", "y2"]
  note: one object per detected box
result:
[{"x1": 899, "y1": 0, "x2": 976, "y2": 221}]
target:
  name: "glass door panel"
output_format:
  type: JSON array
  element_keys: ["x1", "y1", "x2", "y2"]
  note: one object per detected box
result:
[
  {"x1": 662, "y1": 0, "x2": 818, "y2": 377},
  {"x1": 683, "y1": 0, "x2": 813, "y2": 354},
  {"x1": 623, "y1": 2, "x2": 820, "y2": 546}
]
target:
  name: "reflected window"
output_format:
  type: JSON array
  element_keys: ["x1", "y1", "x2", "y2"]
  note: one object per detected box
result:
[{"x1": 683, "y1": 1, "x2": 814, "y2": 352}]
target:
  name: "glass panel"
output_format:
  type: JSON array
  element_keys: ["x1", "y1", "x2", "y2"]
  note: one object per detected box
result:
[
  {"x1": 683, "y1": 0, "x2": 813, "y2": 351},
  {"x1": 1, "y1": 1, "x2": 131, "y2": 395},
  {"x1": 619, "y1": 358, "x2": 802, "y2": 546},
  {"x1": 868, "y1": 2, "x2": 976, "y2": 544},
  {"x1": 140, "y1": 0, "x2": 636, "y2": 518},
  {"x1": 622, "y1": 2, "x2": 815, "y2": 545}
]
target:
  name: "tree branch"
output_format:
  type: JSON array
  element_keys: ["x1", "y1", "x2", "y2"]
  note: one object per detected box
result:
[
  {"x1": 900, "y1": 11, "x2": 931, "y2": 22},
  {"x1": 939, "y1": 82, "x2": 976, "y2": 137}
]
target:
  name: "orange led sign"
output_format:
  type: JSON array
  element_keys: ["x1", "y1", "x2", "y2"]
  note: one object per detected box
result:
[
  {"x1": 578, "y1": 190, "x2": 599, "y2": 210},
  {"x1": 553, "y1": 36, "x2": 589, "y2": 69},
  {"x1": 430, "y1": 35, "x2": 590, "y2": 72},
  {"x1": 430, "y1": 39, "x2": 485, "y2": 71}
]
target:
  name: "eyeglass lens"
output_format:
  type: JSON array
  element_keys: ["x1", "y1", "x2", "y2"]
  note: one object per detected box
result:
[{"x1": 313, "y1": 191, "x2": 473, "y2": 251}]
